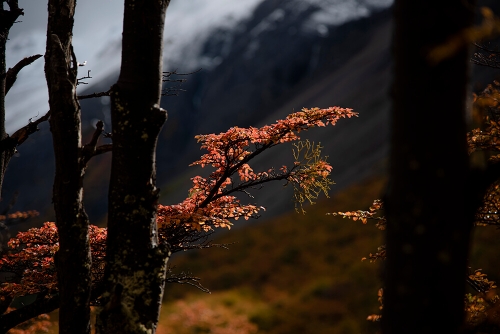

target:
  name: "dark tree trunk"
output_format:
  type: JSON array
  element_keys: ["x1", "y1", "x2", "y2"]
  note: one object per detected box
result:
[
  {"x1": 0, "y1": 1, "x2": 24, "y2": 198},
  {"x1": 0, "y1": 3, "x2": 44, "y2": 254},
  {"x1": 383, "y1": 1, "x2": 475, "y2": 333},
  {"x1": 96, "y1": 1, "x2": 171, "y2": 332},
  {"x1": 0, "y1": 2, "x2": 49, "y2": 320},
  {"x1": 45, "y1": 1, "x2": 92, "y2": 333}
]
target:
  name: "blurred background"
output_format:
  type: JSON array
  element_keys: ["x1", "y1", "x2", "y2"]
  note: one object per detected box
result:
[
  {"x1": 5, "y1": 0, "x2": 500, "y2": 332},
  {"x1": 4, "y1": 0, "x2": 393, "y2": 225}
]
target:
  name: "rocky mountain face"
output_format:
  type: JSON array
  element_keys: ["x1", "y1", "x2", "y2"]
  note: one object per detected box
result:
[{"x1": 3, "y1": 3, "x2": 394, "y2": 228}]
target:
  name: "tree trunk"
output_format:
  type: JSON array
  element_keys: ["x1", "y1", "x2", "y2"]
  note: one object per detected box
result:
[
  {"x1": 0, "y1": 2, "x2": 24, "y2": 199},
  {"x1": 383, "y1": 1, "x2": 475, "y2": 333},
  {"x1": 96, "y1": 1, "x2": 171, "y2": 332},
  {"x1": 45, "y1": 1, "x2": 91, "y2": 333}
]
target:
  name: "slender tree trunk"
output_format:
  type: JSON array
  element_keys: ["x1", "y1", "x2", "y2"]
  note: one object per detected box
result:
[
  {"x1": 0, "y1": 1, "x2": 23, "y2": 197},
  {"x1": 96, "y1": 1, "x2": 171, "y2": 332},
  {"x1": 383, "y1": 1, "x2": 475, "y2": 333},
  {"x1": 45, "y1": 1, "x2": 91, "y2": 333},
  {"x1": 0, "y1": 1, "x2": 18, "y2": 310}
]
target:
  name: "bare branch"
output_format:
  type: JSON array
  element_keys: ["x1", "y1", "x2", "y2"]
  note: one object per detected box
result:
[
  {"x1": 5, "y1": 54, "x2": 42, "y2": 94},
  {"x1": 88, "y1": 120, "x2": 103, "y2": 147},
  {"x1": 10, "y1": 110, "x2": 50, "y2": 146},
  {"x1": 0, "y1": 110, "x2": 50, "y2": 154},
  {"x1": 221, "y1": 168, "x2": 297, "y2": 199},
  {"x1": 77, "y1": 89, "x2": 111, "y2": 100},
  {"x1": 82, "y1": 121, "x2": 112, "y2": 165},
  {"x1": 95, "y1": 144, "x2": 112, "y2": 156},
  {"x1": 166, "y1": 270, "x2": 210, "y2": 293},
  {"x1": 76, "y1": 69, "x2": 92, "y2": 85}
]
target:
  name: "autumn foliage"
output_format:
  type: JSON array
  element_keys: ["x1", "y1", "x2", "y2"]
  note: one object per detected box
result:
[
  {"x1": 0, "y1": 107, "x2": 356, "y2": 332},
  {"x1": 0, "y1": 222, "x2": 106, "y2": 302}
]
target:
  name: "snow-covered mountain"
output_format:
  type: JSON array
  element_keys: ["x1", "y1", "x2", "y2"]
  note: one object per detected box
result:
[
  {"x1": 5, "y1": 0, "x2": 392, "y2": 132},
  {"x1": 3, "y1": 0, "x2": 394, "y2": 227}
]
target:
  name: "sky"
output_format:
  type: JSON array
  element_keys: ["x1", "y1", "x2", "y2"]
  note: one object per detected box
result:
[{"x1": 4, "y1": 0, "x2": 392, "y2": 133}]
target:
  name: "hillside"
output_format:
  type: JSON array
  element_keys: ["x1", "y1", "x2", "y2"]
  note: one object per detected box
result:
[
  {"x1": 40, "y1": 174, "x2": 387, "y2": 334},
  {"x1": 158, "y1": 175, "x2": 387, "y2": 334},
  {"x1": 157, "y1": 175, "x2": 500, "y2": 334},
  {"x1": 39, "y1": 173, "x2": 500, "y2": 333}
]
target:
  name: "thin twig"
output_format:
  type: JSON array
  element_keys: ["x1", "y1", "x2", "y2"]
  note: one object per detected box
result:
[
  {"x1": 76, "y1": 70, "x2": 92, "y2": 85},
  {"x1": 161, "y1": 69, "x2": 201, "y2": 96}
]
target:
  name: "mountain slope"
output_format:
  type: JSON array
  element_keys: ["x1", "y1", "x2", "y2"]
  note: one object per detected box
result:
[
  {"x1": 2, "y1": 4, "x2": 393, "y2": 228},
  {"x1": 158, "y1": 175, "x2": 387, "y2": 333}
]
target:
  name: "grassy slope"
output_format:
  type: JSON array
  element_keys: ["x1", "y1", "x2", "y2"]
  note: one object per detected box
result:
[{"x1": 159, "y1": 176, "x2": 387, "y2": 334}]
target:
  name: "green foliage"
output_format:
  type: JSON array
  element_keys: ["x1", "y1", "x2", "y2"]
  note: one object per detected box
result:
[{"x1": 291, "y1": 140, "x2": 334, "y2": 214}]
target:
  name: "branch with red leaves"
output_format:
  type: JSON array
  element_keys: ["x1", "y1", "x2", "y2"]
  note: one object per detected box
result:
[
  {"x1": 0, "y1": 106, "x2": 356, "y2": 331},
  {"x1": 158, "y1": 106, "x2": 356, "y2": 235}
]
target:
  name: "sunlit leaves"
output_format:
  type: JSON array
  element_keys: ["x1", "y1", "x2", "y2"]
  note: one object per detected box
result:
[
  {"x1": 361, "y1": 245, "x2": 386, "y2": 263},
  {"x1": 467, "y1": 81, "x2": 500, "y2": 228},
  {"x1": 328, "y1": 199, "x2": 386, "y2": 229},
  {"x1": 468, "y1": 119, "x2": 500, "y2": 155},
  {"x1": 475, "y1": 180, "x2": 500, "y2": 226},
  {"x1": 0, "y1": 211, "x2": 39, "y2": 223},
  {"x1": 464, "y1": 267, "x2": 499, "y2": 327},
  {"x1": 328, "y1": 199, "x2": 386, "y2": 262},
  {"x1": 468, "y1": 81, "x2": 500, "y2": 156},
  {"x1": 0, "y1": 222, "x2": 106, "y2": 301},
  {"x1": 463, "y1": 79, "x2": 500, "y2": 329},
  {"x1": 467, "y1": 269, "x2": 498, "y2": 293},
  {"x1": 192, "y1": 107, "x2": 357, "y2": 165},
  {"x1": 290, "y1": 140, "x2": 334, "y2": 214},
  {"x1": 464, "y1": 282, "x2": 500, "y2": 330},
  {"x1": 160, "y1": 106, "x2": 355, "y2": 235},
  {"x1": 465, "y1": 293, "x2": 489, "y2": 327},
  {"x1": 366, "y1": 288, "x2": 383, "y2": 322}
]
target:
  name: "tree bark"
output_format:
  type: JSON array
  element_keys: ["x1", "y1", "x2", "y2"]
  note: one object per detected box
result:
[
  {"x1": 384, "y1": 1, "x2": 475, "y2": 333},
  {"x1": 96, "y1": 1, "x2": 171, "y2": 333},
  {"x1": 0, "y1": 1, "x2": 24, "y2": 196},
  {"x1": 45, "y1": 1, "x2": 91, "y2": 333}
]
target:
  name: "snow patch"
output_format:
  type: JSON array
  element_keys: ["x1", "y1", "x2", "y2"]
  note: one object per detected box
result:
[
  {"x1": 162, "y1": 0, "x2": 265, "y2": 71},
  {"x1": 300, "y1": 0, "x2": 393, "y2": 33}
]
